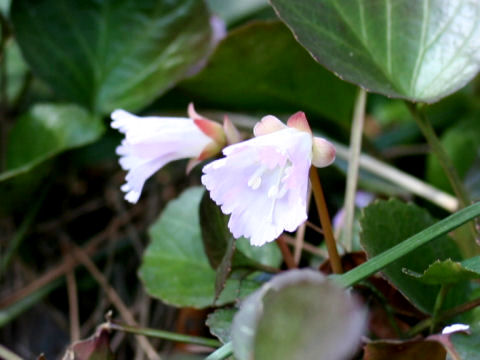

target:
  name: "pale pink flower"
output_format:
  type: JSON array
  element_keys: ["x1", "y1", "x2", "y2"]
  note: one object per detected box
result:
[
  {"x1": 112, "y1": 104, "x2": 232, "y2": 203},
  {"x1": 202, "y1": 112, "x2": 335, "y2": 246}
]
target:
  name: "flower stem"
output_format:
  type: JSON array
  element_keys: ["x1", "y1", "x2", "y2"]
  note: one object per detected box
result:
[
  {"x1": 108, "y1": 322, "x2": 221, "y2": 348},
  {"x1": 276, "y1": 235, "x2": 297, "y2": 269},
  {"x1": 406, "y1": 294, "x2": 480, "y2": 337},
  {"x1": 406, "y1": 102, "x2": 469, "y2": 210},
  {"x1": 430, "y1": 284, "x2": 450, "y2": 333},
  {"x1": 343, "y1": 88, "x2": 367, "y2": 251},
  {"x1": 309, "y1": 167, "x2": 343, "y2": 274}
]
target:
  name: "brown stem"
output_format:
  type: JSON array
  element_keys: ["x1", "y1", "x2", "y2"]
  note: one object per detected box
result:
[
  {"x1": 309, "y1": 167, "x2": 343, "y2": 274},
  {"x1": 276, "y1": 235, "x2": 297, "y2": 269}
]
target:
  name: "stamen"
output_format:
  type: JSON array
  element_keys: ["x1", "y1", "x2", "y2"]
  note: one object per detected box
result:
[{"x1": 248, "y1": 166, "x2": 267, "y2": 190}]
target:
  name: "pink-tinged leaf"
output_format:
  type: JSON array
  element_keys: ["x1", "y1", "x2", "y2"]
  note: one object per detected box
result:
[
  {"x1": 63, "y1": 327, "x2": 114, "y2": 360},
  {"x1": 188, "y1": 102, "x2": 208, "y2": 121},
  {"x1": 194, "y1": 118, "x2": 226, "y2": 145},
  {"x1": 286, "y1": 111, "x2": 311, "y2": 133},
  {"x1": 223, "y1": 115, "x2": 242, "y2": 145},
  {"x1": 312, "y1": 137, "x2": 336, "y2": 168},
  {"x1": 253, "y1": 115, "x2": 286, "y2": 137}
]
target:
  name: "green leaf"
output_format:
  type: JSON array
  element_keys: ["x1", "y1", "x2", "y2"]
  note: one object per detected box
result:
[
  {"x1": 426, "y1": 118, "x2": 480, "y2": 194},
  {"x1": 139, "y1": 187, "x2": 262, "y2": 309},
  {"x1": 270, "y1": 0, "x2": 480, "y2": 103},
  {"x1": 359, "y1": 199, "x2": 462, "y2": 313},
  {"x1": 0, "y1": 103, "x2": 104, "y2": 182},
  {"x1": 404, "y1": 257, "x2": 480, "y2": 285},
  {"x1": 199, "y1": 190, "x2": 282, "y2": 270},
  {"x1": 231, "y1": 269, "x2": 367, "y2": 360},
  {"x1": 181, "y1": 21, "x2": 356, "y2": 124},
  {"x1": 206, "y1": 308, "x2": 236, "y2": 344},
  {"x1": 335, "y1": 201, "x2": 480, "y2": 289},
  {"x1": 11, "y1": 0, "x2": 212, "y2": 114},
  {"x1": 4, "y1": 39, "x2": 29, "y2": 105}
]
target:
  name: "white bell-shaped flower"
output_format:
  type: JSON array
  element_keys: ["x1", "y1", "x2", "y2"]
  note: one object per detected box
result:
[
  {"x1": 112, "y1": 104, "x2": 227, "y2": 203},
  {"x1": 202, "y1": 112, "x2": 335, "y2": 246}
]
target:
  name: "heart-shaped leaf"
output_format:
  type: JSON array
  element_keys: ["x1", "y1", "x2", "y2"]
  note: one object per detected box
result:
[
  {"x1": 270, "y1": 0, "x2": 480, "y2": 103},
  {"x1": 139, "y1": 187, "x2": 263, "y2": 308},
  {"x1": 360, "y1": 199, "x2": 464, "y2": 313},
  {"x1": 11, "y1": 0, "x2": 213, "y2": 114},
  {"x1": 231, "y1": 269, "x2": 367, "y2": 360}
]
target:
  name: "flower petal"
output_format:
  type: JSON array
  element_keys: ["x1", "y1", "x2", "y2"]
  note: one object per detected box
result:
[
  {"x1": 202, "y1": 127, "x2": 312, "y2": 246},
  {"x1": 312, "y1": 136, "x2": 336, "y2": 168},
  {"x1": 253, "y1": 115, "x2": 287, "y2": 137},
  {"x1": 111, "y1": 109, "x2": 213, "y2": 203}
]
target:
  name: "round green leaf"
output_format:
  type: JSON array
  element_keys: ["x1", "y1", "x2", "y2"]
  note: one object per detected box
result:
[
  {"x1": 270, "y1": 0, "x2": 480, "y2": 103},
  {"x1": 139, "y1": 187, "x2": 262, "y2": 309},
  {"x1": 231, "y1": 269, "x2": 367, "y2": 360},
  {"x1": 11, "y1": 0, "x2": 212, "y2": 114}
]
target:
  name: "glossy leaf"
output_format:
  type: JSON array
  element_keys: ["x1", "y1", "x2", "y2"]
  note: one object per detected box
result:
[
  {"x1": 404, "y1": 257, "x2": 480, "y2": 285},
  {"x1": 360, "y1": 199, "x2": 462, "y2": 313},
  {"x1": 11, "y1": 0, "x2": 212, "y2": 114},
  {"x1": 139, "y1": 187, "x2": 261, "y2": 309},
  {"x1": 270, "y1": 0, "x2": 480, "y2": 102},
  {"x1": 231, "y1": 269, "x2": 367, "y2": 360},
  {"x1": 0, "y1": 103, "x2": 104, "y2": 182},
  {"x1": 181, "y1": 21, "x2": 356, "y2": 124}
]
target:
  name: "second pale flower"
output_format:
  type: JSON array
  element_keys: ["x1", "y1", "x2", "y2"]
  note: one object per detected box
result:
[{"x1": 202, "y1": 112, "x2": 335, "y2": 246}]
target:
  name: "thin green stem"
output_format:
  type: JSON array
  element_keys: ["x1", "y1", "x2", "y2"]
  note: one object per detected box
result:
[
  {"x1": 309, "y1": 167, "x2": 343, "y2": 274},
  {"x1": 406, "y1": 102, "x2": 469, "y2": 210},
  {"x1": 430, "y1": 284, "x2": 450, "y2": 333},
  {"x1": 108, "y1": 322, "x2": 221, "y2": 348},
  {"x1": 406, "y1": 295, "x2": 480, "y2": 337},
  {"x1": 343, "y1": 88, "x2": 367, "y2": 251},
  {"x1": 205, "y1": 341, "x2": 233, "y2": 360},
  {"x1": 335, "y1": 202, "x2": 480, "y2": 288}
]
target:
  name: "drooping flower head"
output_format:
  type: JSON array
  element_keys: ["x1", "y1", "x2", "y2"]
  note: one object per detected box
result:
[
  {"x1": 202, "y1": 112, "x2": 336, "y2": 246},
  {"x1": 112, "y1": 104, "x2": 239, "y2": 203}
]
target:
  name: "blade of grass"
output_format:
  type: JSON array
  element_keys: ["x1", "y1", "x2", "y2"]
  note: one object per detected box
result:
[
  {"x1": 334, "y1": 202, "x2": 480, "y2": 288},
  {"x1": 108, "y1": 322, "x2": 221, "y2": 348},
  {"x1": 205, "y1": 341, "x2": 233, "y2": 360}
]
